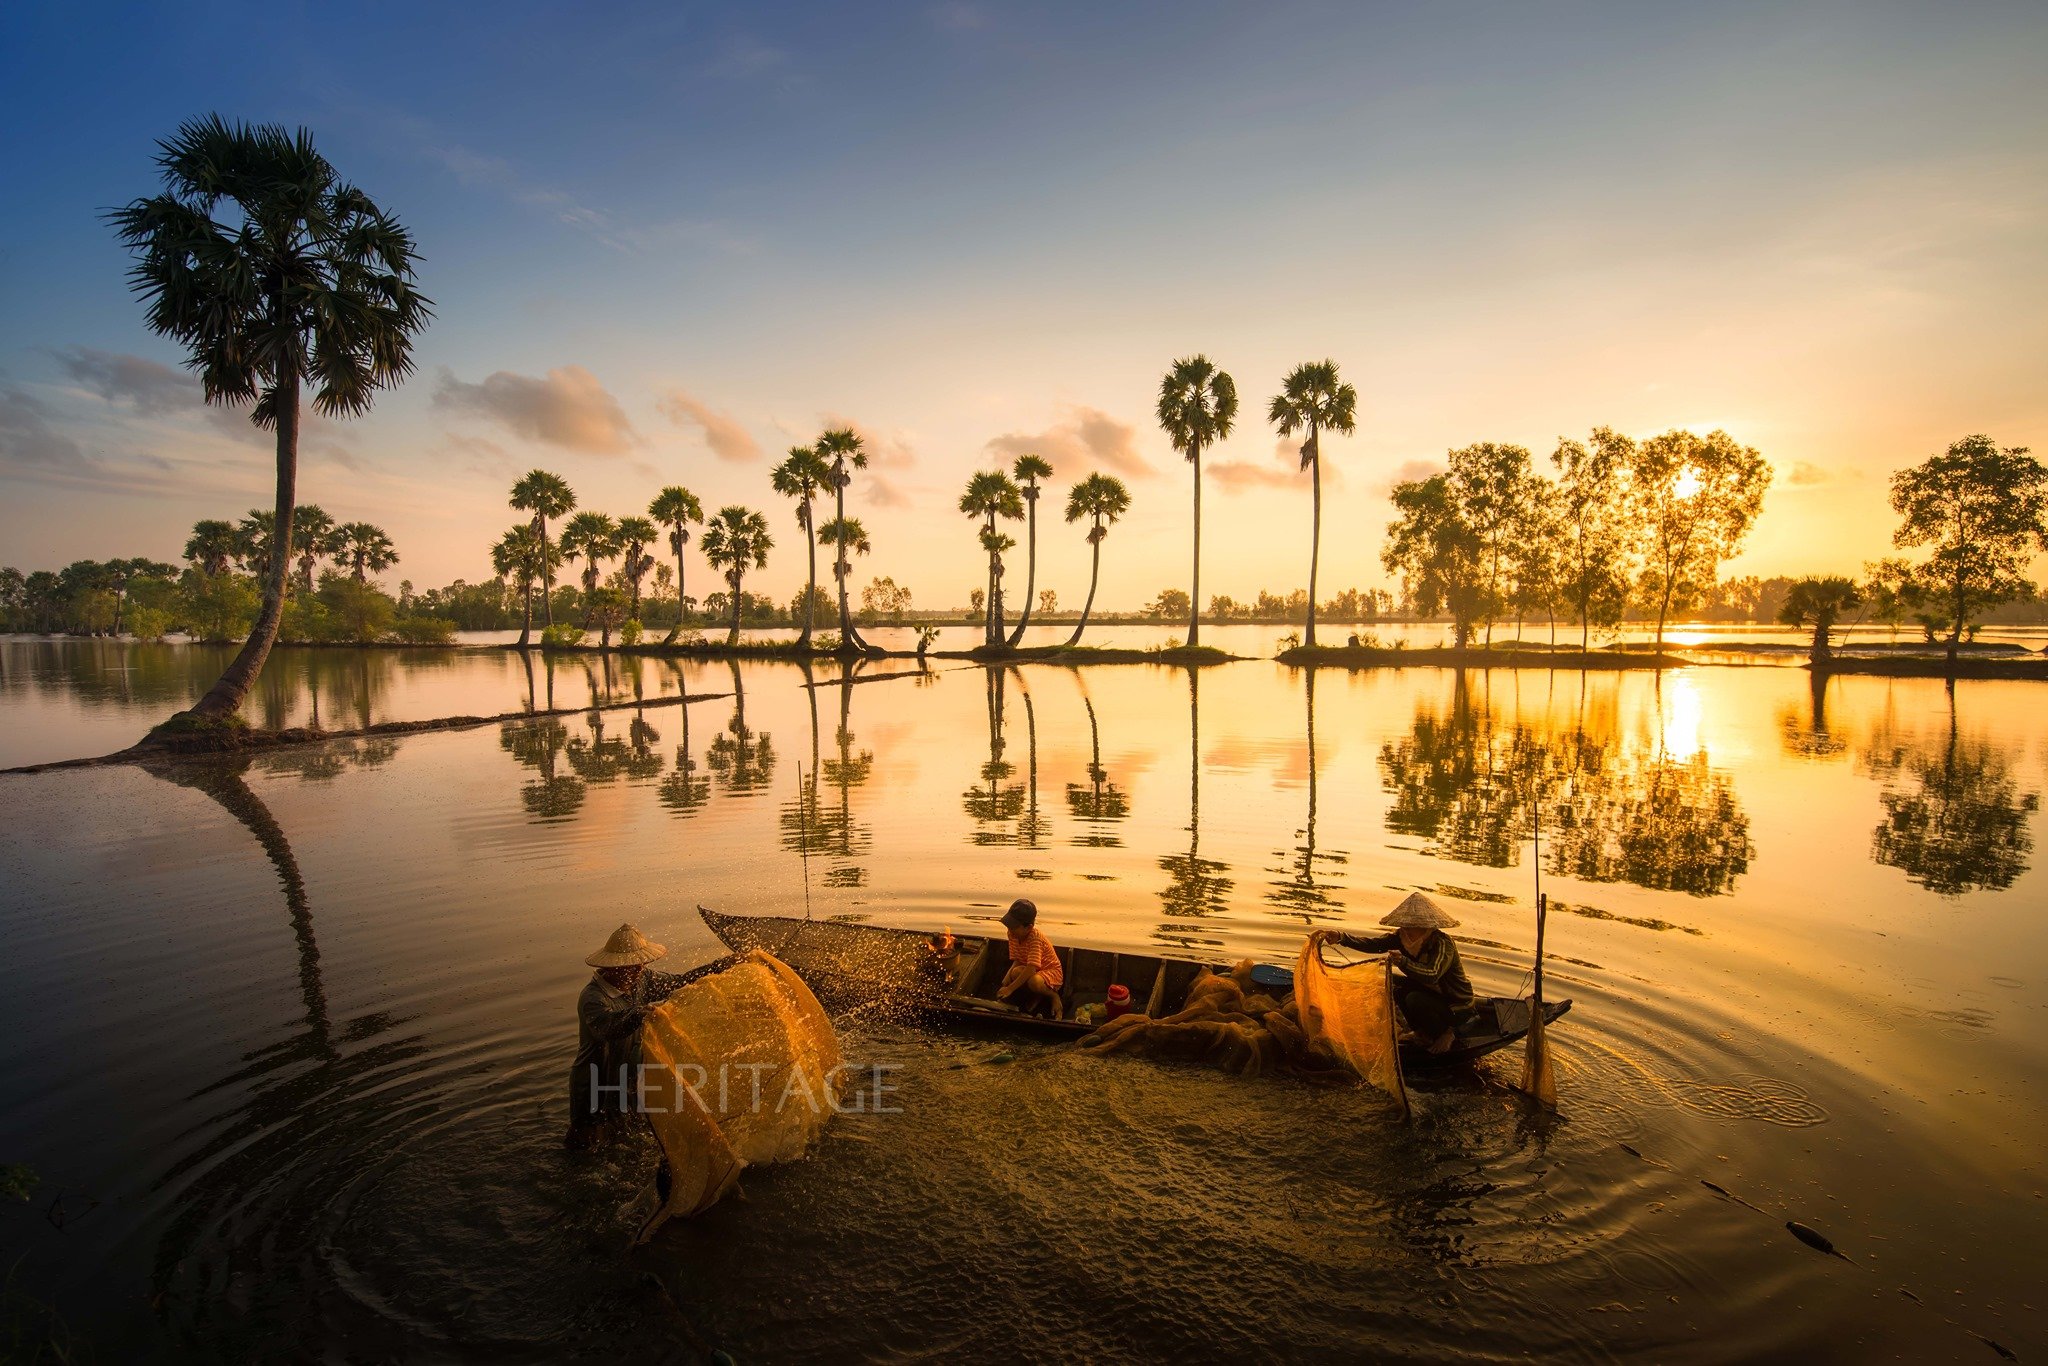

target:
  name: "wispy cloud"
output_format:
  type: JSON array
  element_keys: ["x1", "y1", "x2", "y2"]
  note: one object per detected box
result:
[
  {"x1": 985, "y1": 405, "x2": 1154, "y2": 480},
  {"x1": 704, "y1": 34, "x2": 792, "y2": 80},
  {"x1": 1210, "y1": 437, "x2": 1343, "y2": 494},
  {"x1": 929, "y1": 2, "x2": 991, "y2": 31},
  {"x1": 434, "y1": 365, "x2": 638, "y2": 455},
  {"x1": 47, "y1": 347, "x2": 193, "y2": 415},
  {"x1": 1787, "y1": 460, "x2": 1835, "y2": 487},
  {"x1": 823, "y1": 415, "x2": 918, "y2": 471},
  {"x1": 0, "y1": 387, "x2": 89, "y2": 470},
  {"x1": 418, "y1": 141, "x2": 752, "y2": 256},
  {"x1": 658, "y1": 388, "x2": 761, "y2": 463}
]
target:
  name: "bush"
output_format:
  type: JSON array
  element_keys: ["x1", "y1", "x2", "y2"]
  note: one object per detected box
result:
[
  {"x1": 178, "y1": 571, "x2": 259, "y2": 643},
  {"x1": 319, "y1": 577, "x2": 398, "y2": 644},
  {"x1": 541, "y1": 622, "x2": 587, "y2": 649},
  {"x1": 620, "y1": 618, "x2": 644, "y2": 646},
  {"x1": 387, "y1": 616, "x2": 456, "y2": 645},
  {"x1": 126, "y1": 606, "x2": 170, "y2": 642},
  {"x1": 280, "y1": 597, "x2": 333, "y2": 643}
]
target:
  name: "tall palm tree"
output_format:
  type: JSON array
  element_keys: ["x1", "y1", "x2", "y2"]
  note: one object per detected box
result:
[
  {"x1": 1063, "y1": 473, "x2": 1132, "y2": 646},
  {"x1": 492, "y1": 523, "x2": 549, "y2": 648},
  {"x1": 1268, "y1": 360, "x2": 1359, "y2": 649},
  {"x1": 1156, "y1": 355, "x2": 1237, "y2": 647},
  {"x1": 1005, "y1": 453, "x2": 1054, "y2": 647},
  {"x1": 700, "y1": 505, "x2": 773, "y2": 646},
  {"x1": 615, "y1": 516, "x2": 658, "y2": 619},
  {"x1": 184, "y1": 519, "x2": 236, "y2": 576},
  {"x1": 815, "y1": 427, "x2": 872, "y2": 652},
  {"x1": 335, "y1": 522, "x2": 398, "y2": 582},
  {"x1": 647, "y1": 485, "x2": 703, "y2": 644},
  {"x1": 960, "y1": 470, "x2": 1024, "y2": 647},
  {"x1": 816, "y1": 516, "x2": 871, "y2": 639},
  {"x1": 771, "y1": 446, "x2": 832, "y2": 648},
  {"x1": 559, "y1": 511, "x2": 619, "y2": 623},
  {"x1": 290, "y1": 505, "x2": 336, "y2": 594},
  {"x1": 110, "y1": 115, "x2": 429, "y2": 728},
  {"x1": 510, "y1": 469, "x2": 576, "y2": 627}
]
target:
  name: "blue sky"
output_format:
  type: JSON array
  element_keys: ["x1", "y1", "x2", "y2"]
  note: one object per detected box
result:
[{"x1": 3, "y1": 0, "x2": 2044, "y2": 607}]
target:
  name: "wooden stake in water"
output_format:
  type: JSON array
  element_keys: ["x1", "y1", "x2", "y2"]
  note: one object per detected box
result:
[
  {"x1": 1521, "y1": 797, "x2": 1557, "y2": 1107},
  {"x1": 796, "y1": 762, "x2": 813, "y2": 922}
]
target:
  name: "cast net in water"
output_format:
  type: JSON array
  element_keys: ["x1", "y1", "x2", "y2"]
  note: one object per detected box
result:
[
  {"x1": 632, "y1": 950, "x2": 842, "y2": 1240},
  {"x1": 1291, "y1": 939, "x2": 1410, "y2": 1118}
]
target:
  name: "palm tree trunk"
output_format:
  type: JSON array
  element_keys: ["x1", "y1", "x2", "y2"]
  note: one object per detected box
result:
[
  {"x1": 540, "y1": 516, "x2": 556, "y2": 627},
  {"x1": 517, "y1": 580, "x2": 533, "y2": 649},
  {"x1": 662, "y1": 534, "x2": 686, "y2": 646},
  {"x1": 1305, "y1": 431, "x2": 1321, "y2": 649},
  {"x1": 729, "y1": 573, "x2": 743, "y2": 647},
  {"x1": 1007, "y1": 494, "x2": 1038, "y2": 647},
  {"x1": 1188, "y1": 440, "x2": 1202, "y2": 649},
  {"x1": 1066, "y1": 532, "x2": 1102, "y2": 647},
  {"x1": 799, "y1": 500, "x2": 817, "y2": 650},
  {"x1": 181, "y1": 370, "x2": 299, "y2": 724}
]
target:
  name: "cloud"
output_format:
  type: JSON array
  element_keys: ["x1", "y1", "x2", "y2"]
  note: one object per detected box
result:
[
  {"x1": 658, "y1": 389, "x2": 761, "y2": 463},
  {"x1": 864, "y1": 474, "x2": 915, "y2": 508},
  {"x1": 418, "y1": 141, "x2": 751, "y2": 256},
  {"x1": 434, "y1": 365, "x2": 637, "y2": 454},
  {"x1": 0, "y1": 387, "x2": 88, "y2": 470},
  {"x1": 822, "y1": 415, "x2": 918, "y2": 471},
  {"x1": 48, "y1": 347, "x2": 194, "y2": 415},
  {"x1": 1787, "y1": 460, "x2": 1833, "y2": 487},
  {"x1": 1369, "y1": 457, "x2": 1444, "y2": 496},
  {"x1": 1209, "y1": 436, "x2": 1347, "y2": 494},
  {"x1": 984, "y1": 405, "x2": 1154, "y2": 480}
]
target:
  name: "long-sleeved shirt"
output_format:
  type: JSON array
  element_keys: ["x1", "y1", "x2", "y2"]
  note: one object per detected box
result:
[
  {"x1": 1333, "y1": 929, "x2": 1474, "y2": 1011},
  {"x1": 567, "y1": 968, "x2": 689, "y2": 1126},
  {"x1": 1007, "y1": 928, "x2": 1064, "y2": 988}
]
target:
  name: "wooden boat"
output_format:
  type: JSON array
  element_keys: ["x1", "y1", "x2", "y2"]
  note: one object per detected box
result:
[{"x1": 697, "y1": 906, "x2": 1570, "y2": 1070}]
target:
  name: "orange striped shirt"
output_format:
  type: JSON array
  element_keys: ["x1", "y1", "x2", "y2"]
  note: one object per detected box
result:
[{"x1": 1007, "y1": 928, "x2": 1063, "y2": 988}]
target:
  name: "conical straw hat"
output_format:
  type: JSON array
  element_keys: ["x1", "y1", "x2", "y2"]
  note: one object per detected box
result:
[
  {"x1": 586, "y1": 923, "x2": 669, "y2": 967},
  {"x1": 1379, "y1": 892, "x2": 1460, "y2": 930}
]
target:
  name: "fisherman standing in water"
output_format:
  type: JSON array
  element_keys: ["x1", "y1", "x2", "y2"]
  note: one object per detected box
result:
[
  {"x1": 1316, "y1": 892, "x2": 1473, "y2": 1054},
  {"x1": 565, "y1": 923, "x2": 691, "y2": 1150}
]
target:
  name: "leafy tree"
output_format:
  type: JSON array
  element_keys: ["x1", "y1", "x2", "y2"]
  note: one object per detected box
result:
[
  {"x1": 860, "y1": 576, "x2": 912, "y2": 624},
  {"x1": 960, "y1": 469, "x2": 1024, "y2": 646},
  {"x1": 1063, "y1": 472, "x2": 1131, "y2": 646},
  {"x1": 180, "y1": 568, "x2": 259, "y2": 642},
  {"x1": 584, "y1": 585, "x2": 630, "y2": 650},
  {"x1": 1039, "y1": 589, "x2": 1057, "y2": 614},
  {"x1": 1445, "y1": 442, "x2": 1536, "y2": 648},
  {"x1": 1382, "y1": 474, "x2": 1485, "y2": 647},
  {"x1": 614, "y1": 516, "x2": 658, "y2": 618},
  {"x1": 511, "y1": 470, "x2": 576, "y2": 627},
  {"x1": 317, "y1": 575, "x2": 397, "y2": 643},
  {"x1": 1630, "y1": 429, "x2": 1772, "y2": 653},
  {"x1": 1861, "y1": 557, "x2": 1925, "y2": 641},
  {"x1": 1777, "y1": 576, "x2": 1861, "y2": 666},
  {"x1": 815, "y1": 427, "x2": 873, "y2": 651},
  {"x1": 334, "y1": 522, "x2": 397, "y2": 582},
  {"x1": 1156, "y1": 355, "x2": 1237, "y2": 647},
  {"x1": 1147, "y1": 588, "x2": 1192, "y2": 620},
  {"x1": 559, "y1": 511, "x2": 620, "y2": 623},
  {"x1": 769, "y1": 446, "x2": 831, "y2": 648},
  {"x1": 184, "y1": 519, "x2": 237, "y2": 576},
  {"x1": 700, "y1": 506, "x2": 773, "y2": 645},
  {"x1": 110, "y1": 115, "x2": 430, "y2": 725},
  {"x1": 1505, "y1": 478, "x2": 1562, "y2": 644},
  {"x1": 1267, "y1": 360, "x2": 1358, "y2": 647},
  {"x1": 1888, "y1": 435, "x2": 2048, "y2": 668},
  {"x1": 647, "y1": 484, "x2": 704, "y2": 645},
  {"x1": 1005, "y1": 454, "x2": 1054, "y2": 646},
  {"x1": 492, "y1": 522, "x2": 553, "y2": 648},
  {"x1": 1550, "y1": 428, "x2": 1637, "y2": 650}
]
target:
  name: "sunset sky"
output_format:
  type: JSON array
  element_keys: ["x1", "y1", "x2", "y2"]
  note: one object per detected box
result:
[{"x1": 3, "y1": 1, "x2": 2044, "y2": 611}]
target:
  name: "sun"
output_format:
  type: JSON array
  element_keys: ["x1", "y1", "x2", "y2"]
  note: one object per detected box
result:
[{"x1": 1674, "y1": 467, "x2": 1702, "y2": 500}]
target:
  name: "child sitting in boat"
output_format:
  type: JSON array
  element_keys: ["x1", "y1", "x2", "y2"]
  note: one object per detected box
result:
[{"x1": 995, "y1": 898, "x2": 1065, "y2": 1019}]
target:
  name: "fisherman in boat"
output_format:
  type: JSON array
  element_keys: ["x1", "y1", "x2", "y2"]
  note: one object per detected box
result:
[
  {"x1": 565, "y1": 923, "x2": 692, "y2": 1151},
  {"x1": 994, "y1": 898, "x2": 1065, "y2": 1019},
  {"x1": 1315, "y1": 892, "x2": 1473, "y2": 1054}
]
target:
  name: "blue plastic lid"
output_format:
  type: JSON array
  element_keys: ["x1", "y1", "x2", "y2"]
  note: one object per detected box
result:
[{"x1": 1250, "y1": 963, "x2": 1295, "y2": 988}]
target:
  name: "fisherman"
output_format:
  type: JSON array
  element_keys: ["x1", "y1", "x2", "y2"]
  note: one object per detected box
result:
[
  {"x1": 994, "y1": 898, "x2": 1064, "y2": 1019},
  {"x1": 1316, "y1": 892, "x2": 1473, "y2": 1054},
  {"x1": 565, "y1": 923, "x2": 691, "y2": 1150}
]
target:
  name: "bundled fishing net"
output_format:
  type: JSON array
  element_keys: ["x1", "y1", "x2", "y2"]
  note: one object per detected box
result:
[
  {"x1": 631, "y1": 950, "x2": 843, "y2": 1241},
  {"x1": 1076, "y1": 944, "x2": 1408, "y2": 1115}
]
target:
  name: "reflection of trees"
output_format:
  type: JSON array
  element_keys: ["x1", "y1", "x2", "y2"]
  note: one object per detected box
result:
[
  {"x1": 1015, "y1": 674, "x2": 1049, "y2": 849},
  {"x1": 1864, "y1": 686, "x2": 2038, "y2": 895},
  {"x1": 1779, "y1": 675, "x2": 1848, "y2": 760},
  {"x1": 1159, "y1": 667, "x2": 1233, "y2": 925},
  {"x1": 782, "y1": 663, "x2": 872, "y2": 886},
  {"x1": 1267, "y1": 667, "x2": 1345, "y2": 919},
  {"x1": 1378, "y1": 672, "x2": 1754, "y2": 897},
  {"x1": 500, "y1": 718, "x2": 587, "y2": 819},
  {"x1": 707, "y1": 659, "x2": 775, "y2": 795},
  {"x1": 963, "y1": 667, "x2": 1025, "y2": 843},
  {"x1": 258, "y1": 737, "x2": 398, "y2": 783},
  {"x1": 657, "y1": 664, "x2": 710, "y2": 816},
  {"x1": 1065, "y1": 689, "x2": 1129, "y2": 846},
  {"x1": 566, "y1": 709, "x2": 628, "y2": 784}
]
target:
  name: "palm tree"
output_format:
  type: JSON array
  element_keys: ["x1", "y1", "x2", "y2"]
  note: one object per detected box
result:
[
  {"x1": 771, "y1": 446, "x2": 832, "y2": 649},
  {"x1": 1778, "y1": 576, "x2": 1862, "y2": 668},
  {"x1": 110, "y1": 115, "x2": 429, "y2": 727},
  {"x1": 290, "y1": 505, "x2": 336, "y2": 594},
  {"x1": 1063, "y1": 473, "x2": 1132, "y2": 646},
  {"x1": 960, "y1": 471, "x2": 1025, "y2": 647},
  {"x1": 492, "y1": 523, "x2": 550, "y2": 648},
  {"x1": 816, "y1": 427, "x2": 872, "y2": 651},
  {"x1": 647, "y1": 486, "x2": 703, "y2": 645},
  {"x1": 184, "y1": 519, "x2": 236, "y2": 577},
  {"x1": 615, "y1": 516, "x2": 658, "y2": 619},
  {"x1": 559, "y1": 511, "x2": 619, "y2": 623},
  {"x1": 510, "y1": 469, "x2": 576, "y2": 627},
  {"x1": 1156, "y1": 356, "x2": 1237, "y2": 647},
  {"x1": 700, "y1": 506, "x2": 773, "y2": 646},
  {"x1": 1005, "y1": 454, "x2": 1054, "y2": 647},
  {"x1": 816, "y1": 516, "x2": 871, "y2": 639},
  {"x1": 1268, "y1": 360, "x2": 1359, "y2": 649},
  {"x1": 335, "y1": 522, "x2": 398, "y2": 582}
]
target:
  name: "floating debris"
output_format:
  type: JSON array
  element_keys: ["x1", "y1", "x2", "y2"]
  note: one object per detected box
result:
[{"x1": 1785, "y1": 1220, "x2": 1849, "y2": 1260}]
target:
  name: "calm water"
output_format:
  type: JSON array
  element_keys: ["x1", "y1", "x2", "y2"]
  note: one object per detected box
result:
[{"x1": 1, "y1": 644, "x2": 2044, "y2": 1361}]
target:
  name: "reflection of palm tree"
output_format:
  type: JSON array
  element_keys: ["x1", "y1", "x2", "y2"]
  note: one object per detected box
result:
[
  {"x1": 501, "y1": 719, "x2": 587, "y2": 819},
  {"x1": 820, "y1": 669, "x2": 874, "y2": 886},
  {"x1": 1866, "y1": 683, "x2": 2038, "y2": 895},
  {"x1": 1065, "y1": 686, "x2": 1129, "y2": 845},
  {"x1": 1780, "y1": 674, "x2": 1848, "y2": 760},
  {"x1": 963, "y1": 667, "x2": 1025, "y2": 841},
  {"x1": 1014, "y1": 671, "x2": 1049, "y2": 848},
  {"x1": 1267, "y1": 667, "x2": 1344, "y2": 918},
  {"x1": 657, "y1": 664, "x2": 711, "y2": 816},
  {"x1": 707, "y1": 659, "x2": 776, "y2": 794},
  {"x1": 1158, "y1": 667, "x2": 1233, "y2": 925}
]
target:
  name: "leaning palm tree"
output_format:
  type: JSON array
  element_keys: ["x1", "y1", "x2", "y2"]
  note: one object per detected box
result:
[
  {"x1": 510, "y1": 469, "x2": 576, "y2": 627},
  {"x1": 771, "y1": 446, "x2": 833, "y2": 649},
  {"x1": 1063, "y1": 473, "x2": 1132, "y2": 646},
  {"x1": 184, "y1": 519, "x2": 236, "y2": 577},
  {"x1": 1156, "y1": 355, "x2": 1237, "y2": 647},
  {"x1": 492, "y1": 523, "x2": 550, "y2": 648},
  {"x1": 816, "y1": 516, "x2": 871, "y2": 637},
  {"x1": 109, "y1": 116, "x2": 429, "y2": 729},
  {"x1": 960, "y1": 470, "x2": 1025, "y2": 647},
  {"x1": 815, "y1": 427, "x2": 872, "y2": 651},
  {"x1": 559, "y1": 511, "x2": 619, "y2": 623},
  {"x1": 646, "y1": 485, "x2": 704, "y2": 644},
  {"x1": 700, "y1": 506, "x2": 773, "y2": 646},
  {"x1": 615, "y1": 516, "x2": 658, "y2": 619},
  {"x1": 335, "y1": 522, "x2": 398, "y2": 582},
  {"x1": 1005, "y1": 454, "x2": 1054, "y2": 647},
  {"x1": 1268, "y1": 360, "x2": 1359, "y2": 649}
]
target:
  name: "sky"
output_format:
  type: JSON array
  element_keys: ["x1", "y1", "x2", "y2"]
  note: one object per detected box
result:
[{"x1": 2, "y1": 0, "x2": 2045, "y2": 612}]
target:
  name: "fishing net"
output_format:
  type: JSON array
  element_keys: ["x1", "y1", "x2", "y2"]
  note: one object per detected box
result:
[
  {"x1": 631, "y1": 950, "x2": 843, "y2": 1241},
  {"x1": 1292, "y1": 940, "x2": 1410, "y2": 1118}
]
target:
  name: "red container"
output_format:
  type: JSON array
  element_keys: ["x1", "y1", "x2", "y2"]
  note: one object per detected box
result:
[{"x1": 1105, "y1": 983, "x2": 1133, "y2": 1019}]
